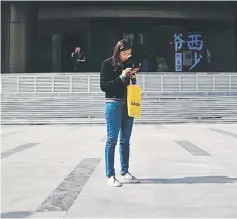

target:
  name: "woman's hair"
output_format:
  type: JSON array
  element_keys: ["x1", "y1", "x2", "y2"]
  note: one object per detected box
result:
[{"x1": 112, "y1": 39, "x2": 131, "y2": 70}]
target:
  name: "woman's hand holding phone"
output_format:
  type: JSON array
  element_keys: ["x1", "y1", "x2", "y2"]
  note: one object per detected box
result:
[
  {"x1": 121, "y1": 68, "x2": 139, "y2": 79},
  {"x1": 128, "y1": 68, "x2": 139, "y2": 78},
  {"x1": 121, "y1": 68, "x2": 132, "y2": 77}
]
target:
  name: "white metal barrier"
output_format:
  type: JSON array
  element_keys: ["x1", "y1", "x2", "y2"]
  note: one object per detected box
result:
[
  {"x1": 1, "y1": 73, "x2": 237, "y2": 94},
  {"x1": 1, "y1": 73, "x2": 237, "y2": 124}
]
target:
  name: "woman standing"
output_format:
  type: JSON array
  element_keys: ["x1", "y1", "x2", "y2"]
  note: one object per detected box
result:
[{"x1": 100, "y1": 39, "x2": 139, "y2": 187}]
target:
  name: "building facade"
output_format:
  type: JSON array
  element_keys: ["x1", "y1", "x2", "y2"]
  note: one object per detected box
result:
[{"x1": 1, "y1": 1, "x2": 237, "y2": 73}]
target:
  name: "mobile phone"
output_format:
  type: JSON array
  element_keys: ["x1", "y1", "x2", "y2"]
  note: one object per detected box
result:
[
  {"x1": 133, "y1": 68, "x2": 140, "y2": 72},
  {"x1": 130, "y1": 68, "x2": 139, "y2": 75},
  {"x1": 129, "y1": 68, "x2": 139, "y2": 77}
]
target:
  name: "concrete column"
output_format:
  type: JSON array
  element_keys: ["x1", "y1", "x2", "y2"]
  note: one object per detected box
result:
[
  {"x1": 9, "y1": 2, "x2": 38, "y2": 73},
  {"x1": 52, "y1": 34, "x2": 62, "y2": 72},
  {"x1": 235, "y1": 18, "x2": 237, "y2": 71},
  {"x1": 1, "y1": 2, "x2": 10, "y2": 73}
]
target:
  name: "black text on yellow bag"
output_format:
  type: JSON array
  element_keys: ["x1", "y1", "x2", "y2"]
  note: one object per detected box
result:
[{"x1": 127, "y1": 84, "x2": 142, "y2": 118}]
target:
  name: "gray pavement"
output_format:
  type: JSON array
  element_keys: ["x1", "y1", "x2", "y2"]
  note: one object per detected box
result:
[{"x1": 1, "y1": 123, "x2": 237, "y2": 218}]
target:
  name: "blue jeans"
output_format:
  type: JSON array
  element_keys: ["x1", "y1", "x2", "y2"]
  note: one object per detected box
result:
[{"x1": 105, "y1": 101, "x2": 134, "y2": 178}]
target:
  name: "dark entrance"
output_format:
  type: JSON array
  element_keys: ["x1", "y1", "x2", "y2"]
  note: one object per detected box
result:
[{"x1": 62, "y1": 33, "x2": 88, "y2": 72}]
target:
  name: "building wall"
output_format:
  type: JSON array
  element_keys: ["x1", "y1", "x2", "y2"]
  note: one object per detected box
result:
[
  {"x1": 2, "y1": 2, "x2": 236, "y2": 73},
  {"x1": 236, "y1": 18, "x2": 237, "y2": 71},
  {"x1": 1, "y1": 2, "x2": 38, "y2": 73},
  {"x1": 36, "y1": 1, "x2": 236, "y2": 73},
  {"x1": 1, "y1": 3, "x2": 10, "y2": 73},
  {"x1": 37, "y1": 19, "x2": 90, "y2": 72},
  {"x1": 38, "y1": 3, "x2": 236, "y2": 21},
  {"x1": 208, "y1": 27, "x2": 236, "y2": 72},
  {"x1": 36, "y1": 18, "x2": 237, "y2": 73}
]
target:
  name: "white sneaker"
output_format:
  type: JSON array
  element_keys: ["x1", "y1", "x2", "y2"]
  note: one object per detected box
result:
[
  {"x1": 120, "y1": 173, "x2": 140, "y2": 183},
  {"x1": 107, "y1": 176, "x2": 122, "y2": 187}
]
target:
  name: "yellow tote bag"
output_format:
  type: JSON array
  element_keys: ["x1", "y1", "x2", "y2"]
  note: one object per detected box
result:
[{"x1": 127, "y1": 84, "x2": 142, "y2": 118}]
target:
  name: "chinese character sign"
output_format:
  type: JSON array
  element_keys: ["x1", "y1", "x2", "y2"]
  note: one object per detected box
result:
[
  {"x1": 174, "y1": 34, "x2": 185, "y2": 52},
  {"x1": 187, "y1": 34, "x2": 203, "y2": 51},
  {"x1": 173, "y1": 33, "x2": 204, "y2": 71},
  {"x1": 187, "y1": 34, "x2": 203, "y2": 70},
  {"x1": 175, "y1": 53, "x2": 182, "y2": 72}
]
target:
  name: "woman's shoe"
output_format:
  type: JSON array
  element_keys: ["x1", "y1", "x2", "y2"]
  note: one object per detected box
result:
[
  {"x1": 107, "y1": 176, "x2": 122, "y2": 187},
  {"x1": 120, "y1": 173, "x2": 140, "y2": 183}
]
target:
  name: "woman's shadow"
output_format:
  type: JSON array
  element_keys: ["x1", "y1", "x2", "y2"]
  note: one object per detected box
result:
[{"x1": 139, "y1": 175, "x2": 237, "y2": 184}]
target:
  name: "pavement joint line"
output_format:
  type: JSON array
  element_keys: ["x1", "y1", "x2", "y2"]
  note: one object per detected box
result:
[
  {"x1": 0, "y1": 130, "x2": 24, "y2": 137},
  {"x1": 208, "y1": 128, "x2": 237, "y2": 139},
  {"x1": 35, "y1": 158, "x2": 102, "y2": 212},
  {"x1": 175, "y1": 140, "x2": 211, "y2": 156},
  {"x1": 1, "y1": 143, "x2": 40, "y2": 159}
]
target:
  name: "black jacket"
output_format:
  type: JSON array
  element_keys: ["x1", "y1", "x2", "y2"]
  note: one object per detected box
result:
[
  {"x1": 71, "y1": 52, "x2": 86, "y2": 64},
  {"x1": 100, "y1": 57, "x2": 136, "y2": 99}
]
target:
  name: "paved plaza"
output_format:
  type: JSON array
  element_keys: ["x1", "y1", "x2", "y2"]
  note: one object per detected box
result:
[{"x1": 1, "y1": 123, "x2": 237, "y2": 218}]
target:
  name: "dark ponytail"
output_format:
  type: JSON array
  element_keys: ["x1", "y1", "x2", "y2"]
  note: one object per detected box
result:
[{"x1": 112, "y1": 39, "x2": 131, "y2": 70}]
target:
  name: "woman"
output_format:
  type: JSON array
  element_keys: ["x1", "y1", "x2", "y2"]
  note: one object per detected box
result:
[{"x1": 100, "y1": 39, "x2": 139, "y2": 187}]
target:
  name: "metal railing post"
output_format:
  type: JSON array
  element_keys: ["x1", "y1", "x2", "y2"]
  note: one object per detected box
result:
[
  {"x1": 143, "y1": 75, "x2": 145, "y2": 92},
  {"x1": 34, "y1": 76, "x2": 37, "y2": 93},
  {"x1": 213, "y1": 75, "x2": 215, "y2": 91},
  {"x1": 196, "y1": 75, "x2": 199, "y2": 92},
  {"x1": 88, "y1": 75, "x2": 91, "y2": 92},
  {"x1": 178, "y1": 75, "x2": 181, "y2": 92},
  {"x1": 17, "y1": 76, "x2": 20, "y2": 93},
  {"x1": 0, "y1": 76, "x2": 2, "y2": 94},
  {"x1": 52, "y1": 76, "x2": 55, "y2": 93},
  {"x1": 161, "y1": 75, "x2": 163, "y2": 92},
  {"x1": 70, "y1": 75, "x2": 72, "y2": 93}
]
